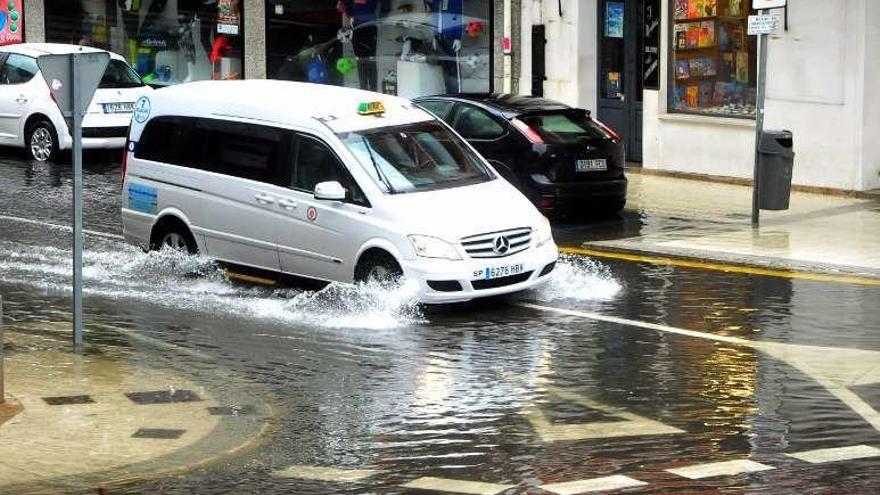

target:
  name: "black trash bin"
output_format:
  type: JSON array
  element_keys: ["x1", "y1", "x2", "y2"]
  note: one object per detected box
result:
[{"x1": 758, "y1": 129, "x2": 795, "y2": 210}]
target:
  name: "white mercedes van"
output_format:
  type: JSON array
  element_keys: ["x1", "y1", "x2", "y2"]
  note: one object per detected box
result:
[{"x1": 121, "y1": 80, "x2": 557, "y2": 303}]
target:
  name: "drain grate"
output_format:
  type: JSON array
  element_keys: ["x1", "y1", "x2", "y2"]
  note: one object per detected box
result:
[
  {"x1": 42, "y1": 395, "x2": 95, "y2": 406},
  {"x1": 126, "y1": 389, "x2": 202, "y2": 405},
  {"x1": 131, "y1": 428, "x2": 186, "y2": 439}
]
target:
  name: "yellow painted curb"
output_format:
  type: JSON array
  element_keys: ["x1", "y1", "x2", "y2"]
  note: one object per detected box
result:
[{"x1": 560, "y1": 246, "x2": 880, "y2": 286}]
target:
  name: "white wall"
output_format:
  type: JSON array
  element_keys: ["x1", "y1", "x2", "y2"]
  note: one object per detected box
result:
[
  {"x1": 763, "y1": 0, "x2": 867, "y2": 190},
  {"x1": 518, "y1": 0, "x2": 598, "y2": 111},
  {"x1": 863, "y1": 1, "x2": 880, "y2": 190},
  {"x1": 645, "y1": 0, "x2": 875, "y2": 191}
]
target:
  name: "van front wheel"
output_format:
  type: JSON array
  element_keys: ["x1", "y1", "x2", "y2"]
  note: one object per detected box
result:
[{"x1": 355, "y1": 250, "x2": 403, "y2": 286}]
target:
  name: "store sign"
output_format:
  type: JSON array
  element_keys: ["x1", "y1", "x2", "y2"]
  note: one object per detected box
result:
[
  {"x1": 217, "y1": 0, "x2": 240, "y2": 35},
  {"x1": 748, "y1": 14, "x2": 780, "y2": 35},
  {"x1": 0, "y1": 0, "x2": 23, "y2": 46},
  {"x1": 752, "y1": 0, "x2": 787, "y2": 9},
  {"x1": 643, "y1": 0, "x2": 660, "y2": 90}
]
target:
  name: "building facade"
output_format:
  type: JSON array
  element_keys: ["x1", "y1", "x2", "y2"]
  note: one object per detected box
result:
[
  {"x1": 515, "y1": 0, "x2": 880, "y2": 192},
  {"x1": 16, "y1": 1, "x2": 879, "y2": 192},
  {"x1": 21, "y1": 0, "x2": 498, "y2": 99}
]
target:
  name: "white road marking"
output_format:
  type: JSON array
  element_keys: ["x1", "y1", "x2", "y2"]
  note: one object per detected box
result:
[
  {"x1": 541, "y1": 475, "x2": 648, "y2": 494},
  {"x1": 400, "y1": 476, "x2": 515, "y2": 495},
  {"x1": 0, "y1": 214, "x2": 123, "y2": 241},
  {"x1": 271, "y1": 465, "x2": 379, "y2": 482},
  {"x1": 521, "y1": 303, "x2": 880, "y2": 435},
  {"x1": 666, "y1": 459, "x2": 774, "y2": 479},
  {"x1": 786, "y1": 445, "x2": 880, "y2": 464},
  {"x1": 528, "y1": 386, "x2": 684, "y2": 442}
]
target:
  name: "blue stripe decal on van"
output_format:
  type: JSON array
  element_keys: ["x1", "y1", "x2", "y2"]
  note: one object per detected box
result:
[{"x1": 128, "y1": 183, "x2": 158, "y2": 215}]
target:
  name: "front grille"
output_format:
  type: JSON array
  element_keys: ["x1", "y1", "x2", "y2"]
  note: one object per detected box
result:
[
  {"x1": 471, "y1": 271, "x2": 533, "y2": 290},
  {"x1": 82, "y1": 126, "x2": 128, "y2": 138},
  {"x1": 461, "y1": 227, "x2": 532, "y2": 259},
  {"x1": 427, "y1": 280, "x2": 463, "y2": 292}
]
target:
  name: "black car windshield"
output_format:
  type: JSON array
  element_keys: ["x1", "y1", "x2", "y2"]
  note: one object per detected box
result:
[
  {"x1": 339, "y1": 120, "x2": 494, "y2": 194},
  {"x1": 518, "y1": 110, "x2": 615, "y2": 143},
  {"x1": 99, "y1": 60, "x2": 145, "y2": 89}
]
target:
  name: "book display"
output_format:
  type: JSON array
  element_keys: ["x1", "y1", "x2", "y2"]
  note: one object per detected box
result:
[{"x1": 671, "y1": 0, "x2": 756, "y2": 118}]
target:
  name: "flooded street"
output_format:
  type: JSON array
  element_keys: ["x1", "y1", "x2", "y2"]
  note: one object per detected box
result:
[{"x1": 1, "y1": 155, "x2": 879, "y2": 494}]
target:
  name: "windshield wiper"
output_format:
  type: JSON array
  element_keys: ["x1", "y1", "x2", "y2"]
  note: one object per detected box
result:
[{"x1": 361, "y1": 136, "x2": 396, "y2": 194}]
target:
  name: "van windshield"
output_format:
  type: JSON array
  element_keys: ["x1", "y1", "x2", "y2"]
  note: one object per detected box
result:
[{"x1": 338, "y1": 120, "x2": 494, "y2": 194}]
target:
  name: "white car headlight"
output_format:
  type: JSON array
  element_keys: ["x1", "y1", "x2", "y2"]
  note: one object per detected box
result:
[
  {"x1": 408, "y1": 235, "x2": 463, "y2": 260},
  {"x1": 534, "y1": 216, "x2": 554, "y2": 248}
]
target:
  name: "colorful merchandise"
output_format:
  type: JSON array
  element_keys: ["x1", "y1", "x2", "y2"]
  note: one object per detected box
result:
[
  {"x1": 686, "y1": 23, "x2": 700, "y2": 49},
  {"x1": 686, "y1": 85, "x2": 699, "y2": 107},
  {"x1": 675, "y1": 0, "x2": 688, "y2": 20},
  {"x1": 699, "y1": 20, "x2": 715, "y2": 48},
  {"x1": 336, "y1": 56, "x2": 356, "y2": 75},
  {"x1": 675, "y1": 24, "x2": 688, "y2": 50},
  {"x1": 687, "y1": 0, "x2": 697, "y2": 19},
  {"x1": 676, "y1": 60, "x2": 691, "y2": 79},
  {"x1": 735, "y1": 51, "x2": 749, "y2": 83}
]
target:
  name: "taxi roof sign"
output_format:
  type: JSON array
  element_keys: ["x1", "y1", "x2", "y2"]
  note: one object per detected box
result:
[{"x1": 358, "y1": 101, "x2": 386, "y2": 116}]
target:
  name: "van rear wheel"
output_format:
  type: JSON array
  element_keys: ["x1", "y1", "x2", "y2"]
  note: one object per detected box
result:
[
  {"x1": 355, "y1": 251, "x2": 403, "y2": 285},
  {"x1": 151, "y1": 223, "x2": 198, "y2": 255}
]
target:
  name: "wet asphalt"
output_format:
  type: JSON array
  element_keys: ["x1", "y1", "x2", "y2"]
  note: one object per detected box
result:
[{"x1": 1, "y1": 152, "x2": 879, "y2": 494}]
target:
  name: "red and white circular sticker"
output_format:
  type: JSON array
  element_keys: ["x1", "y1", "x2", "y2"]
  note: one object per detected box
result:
[{"x1": 306, "y1": 207, "x2": 318, "y2": 222}]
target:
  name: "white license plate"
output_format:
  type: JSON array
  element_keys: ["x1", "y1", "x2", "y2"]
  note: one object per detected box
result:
[
  {"x1": 473, "y1": 263, "x2": 525, "y2": 280},
  {"x1": 576, "y1": 158, "x2": 607, "y2": 172},
  {"x1": 103, "y1": 102, "x2": 134, "y2": 114}
]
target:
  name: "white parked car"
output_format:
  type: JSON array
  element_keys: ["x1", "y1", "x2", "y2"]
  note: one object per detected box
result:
[
  {"x1": 0, "y1": 43, "x2": 152, "y2": 162},
  {"x1": 121, "y1": 80, "x2": 558, "y2": 304}
]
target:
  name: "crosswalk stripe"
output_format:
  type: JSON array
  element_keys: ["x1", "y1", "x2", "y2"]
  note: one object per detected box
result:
[
  {"x1": 542, "y1": 475, "x2": 648, "y2": 494},
  {"x1": 786, "y1": 445, "x2": 880, "y2": 464},
  {"x1": 401, "y1": 476, "x2": 515, "y2": 495},
  {"x1": 666, "y1": 459, "x2": 774, "y2": 480}
]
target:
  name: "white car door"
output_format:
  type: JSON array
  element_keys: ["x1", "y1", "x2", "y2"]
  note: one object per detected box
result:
[
  {"x1": 0, "y1": 53, "x2": 39, "y2": 143},
  {"x1": 192, "y1": 118, "x2": 286, "y2": 272},
  {"x1": 275, "y1": 133, "x2": 371, "y2": 282}
]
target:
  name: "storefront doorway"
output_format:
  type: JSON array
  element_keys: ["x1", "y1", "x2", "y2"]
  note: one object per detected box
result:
[{"x1": 597, "y1": 0, "x2": 644, "y2": 162}]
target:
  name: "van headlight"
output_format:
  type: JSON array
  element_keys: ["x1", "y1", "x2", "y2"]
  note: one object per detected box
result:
[
  {"x1": 534, "y1": 216, "x2": 554, "y2": 248},
  {"x1": 408, "y1": 235, "x2": 463, "y2": 260}
]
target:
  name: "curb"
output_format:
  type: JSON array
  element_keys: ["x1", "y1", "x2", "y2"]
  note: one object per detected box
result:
[
  {"x1": 569, "y1": 243, "x2": 880, "y2": 284},
  {"x1": 626, "y1": 167, "x2": 880, "y2": 201}
]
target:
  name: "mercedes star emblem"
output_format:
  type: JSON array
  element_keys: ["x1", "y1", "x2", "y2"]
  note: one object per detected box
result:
[{"x1": 493, "y1": 235, "x2": 511, "y2": 255}]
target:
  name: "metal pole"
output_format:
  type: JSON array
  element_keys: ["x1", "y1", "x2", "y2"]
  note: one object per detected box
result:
[
  {"x1": 751, "y1": 10, "x2": 769, "y2": 226},
  {"x1": 71, "y1": 54, "x2": 84, "y2": 352}
]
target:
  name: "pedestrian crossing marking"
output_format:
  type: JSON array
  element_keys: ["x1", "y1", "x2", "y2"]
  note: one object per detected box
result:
[
  {"x1": 786, "y1": 444, "x2": 880, "y2": 464},
  {"x1": 401, "y1": 476, "x2": 515, "y2": 495},
  {"x1": 527, "y1": 386, "x2": 684, "y2": 442},
  {"x1": 666, "y1": 459, "x2": 774, "y2": 479},
  {"x1": 542, "y1": 475, "x2": 648, "y2": 494}
]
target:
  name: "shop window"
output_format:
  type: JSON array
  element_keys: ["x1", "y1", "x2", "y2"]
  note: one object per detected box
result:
[
  {"x1": 45, "y1": 1, "x2": 244, "y2": 86},
  {"x1": 669, "y1": 0, "x2": 757, "y2": 118},
  {"x1": 266, "y1": 1, "x2": 492, "y2": 98}
]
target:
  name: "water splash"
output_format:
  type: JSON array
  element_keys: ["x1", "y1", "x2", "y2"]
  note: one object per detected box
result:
[
  {"x1": 0, "y1": 242, "x2": 423, "y2": 329},
  {"x1": 526, "y1": 253, "x2": 622, "y2": 302}
]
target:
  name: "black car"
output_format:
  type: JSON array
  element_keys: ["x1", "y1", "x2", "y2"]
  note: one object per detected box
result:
[{"x1": 413, "y1": 94, "x2": 627, "y2": 216}]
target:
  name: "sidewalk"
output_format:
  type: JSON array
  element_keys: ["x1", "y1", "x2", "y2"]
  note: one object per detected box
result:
[
  {"x1": 556, "y1": 171, "x2": 880, "y2": 279},
  {"x1": 0, "y1": 323, "x2": 272, "y2": 494}
]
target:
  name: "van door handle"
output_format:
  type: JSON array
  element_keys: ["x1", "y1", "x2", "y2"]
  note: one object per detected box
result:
[
  {"x1": 255, "y1": 193, "x2": 275, "y2": 205},
  {"x1": 277, "y1": 198, "x2": 298, "y2": 210},
  {"x1": 15, "y1": 96, "x2": 27, "y2": 104}
]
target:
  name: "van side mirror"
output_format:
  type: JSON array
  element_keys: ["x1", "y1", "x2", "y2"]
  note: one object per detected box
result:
[{"x1": 314, "y1": 181, "x2": 346, "y2": 201}]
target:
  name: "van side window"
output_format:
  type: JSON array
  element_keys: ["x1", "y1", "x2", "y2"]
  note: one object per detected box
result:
[
  {"x1": 197, "y1": 119, "x2": 287, "y2": 185},
  {"x1": 137, "y1": 116, "x2": 289, "y2": 186},
  {"x1": 136, "y1": 116, "x2": 200, "y2": 166},
  {"x1": 293, "y1": 135, "x2": 368, "y2": 207}
]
